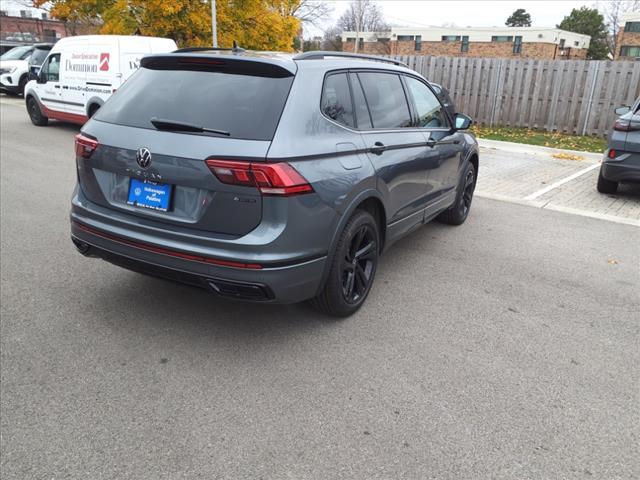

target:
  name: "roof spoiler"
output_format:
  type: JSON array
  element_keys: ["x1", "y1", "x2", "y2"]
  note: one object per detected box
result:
[{"x1": 140, "y1": 54, "x2": 295, "y2": 78}]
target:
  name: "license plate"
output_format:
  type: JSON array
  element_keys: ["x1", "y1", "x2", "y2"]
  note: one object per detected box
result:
[{"x1": 127, "y1": 179, "x2": 172, "y2": 212}]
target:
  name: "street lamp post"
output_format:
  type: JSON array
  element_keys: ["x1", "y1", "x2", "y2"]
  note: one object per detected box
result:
[{"x1": 212, "y1": 0, "x2": 218, "y2": 48}]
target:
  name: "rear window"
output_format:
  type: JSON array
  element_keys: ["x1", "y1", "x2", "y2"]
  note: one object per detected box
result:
[
  {"x1": 357, "y1": 72, "x2": 412, "y2": 129},
  {"x1": 321, "y1": 73, "x2": 354, "y2": 128},
  {"x1": 94, "y1": 68, "x2": 294, "y2": 141}
]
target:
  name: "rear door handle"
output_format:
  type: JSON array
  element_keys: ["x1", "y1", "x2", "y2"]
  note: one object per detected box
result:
[
  {"x1": 426, "y1": 138, "x2": 437, "y2": 148},
  {"x1": 370, "y1": 141, "x2": 386, "y2": 155}
]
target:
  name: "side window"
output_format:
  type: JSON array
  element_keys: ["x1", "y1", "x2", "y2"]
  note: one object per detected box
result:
[
  {"x1": 405, "y1": 76, "x2": 446, "y2": 128},
  {"x1": 41, "y1": 54, "x2": 60, "y2": 82},
  {"x1": 349, "y1": 73, "x2": 372, "y2": 129},
  {"x1": 321, "y1": 73, "x2": 354, "y2": 128},
  {"x1": 358, "y1": 72, "x2": 412, "y2": 129}
]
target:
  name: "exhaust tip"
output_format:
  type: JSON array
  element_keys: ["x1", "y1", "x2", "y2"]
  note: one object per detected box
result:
[{"x1": 71, "y1": 237, "x2": 92, "y2": 255}]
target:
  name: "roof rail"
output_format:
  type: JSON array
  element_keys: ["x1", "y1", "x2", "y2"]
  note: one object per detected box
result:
[{"x1": 293, "y1": 51, "x2": 408, "y2": 67}]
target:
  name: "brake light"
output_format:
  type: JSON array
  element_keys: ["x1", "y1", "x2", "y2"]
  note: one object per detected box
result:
[
  {"x1": 206, "y1": 160, "x2": 313, "y2": 196},
  {"x1": 75, "y1": 133, "x2": 98, "y2": 159},
  {"x1": 614, "y1": 118, "x2": 640, "y2": 132}
]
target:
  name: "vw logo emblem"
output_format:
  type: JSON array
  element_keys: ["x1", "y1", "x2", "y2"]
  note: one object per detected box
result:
[{"x1": 136, "y1": 148, "x2": 152, "y2": 168}]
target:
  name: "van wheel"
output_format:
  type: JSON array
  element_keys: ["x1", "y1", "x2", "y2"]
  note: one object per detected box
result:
[
  {"x1": 88, "y1": 104, "x2": 100, "y2": 118},
  {"x1": 311, "y1": 210, "x2": 379, "y2": 317},
  {"x1": 437, "y1": 161, "x2": 476, "y2": 225},
  {"x1": 27, "y1": 97, "x2": 48, "y2": 126},
  {"x1": 596, "y1": 169, "x2": 617, "y2": 194},
  {"x1": 18, "y1": 75, "x2": 28, "y2": 96}
]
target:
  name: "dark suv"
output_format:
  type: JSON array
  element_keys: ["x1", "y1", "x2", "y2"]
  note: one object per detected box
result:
[{"x1": 70, "y1": 50, "x2": 479, "y2": 316}]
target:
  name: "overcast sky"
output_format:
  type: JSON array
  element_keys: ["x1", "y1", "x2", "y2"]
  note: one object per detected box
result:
[{"x1": 305, "y1": 0, "x2": 614, "y2": 37}]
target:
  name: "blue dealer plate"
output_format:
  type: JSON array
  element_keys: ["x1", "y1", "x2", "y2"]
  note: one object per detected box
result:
[{"x1": 127, "y1": 179, "x2": 172, "y2": 212}]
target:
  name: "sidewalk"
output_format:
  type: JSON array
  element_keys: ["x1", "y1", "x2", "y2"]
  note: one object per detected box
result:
[{"x1": 476, "y1": 139, "x2": 640, "y2": 226}]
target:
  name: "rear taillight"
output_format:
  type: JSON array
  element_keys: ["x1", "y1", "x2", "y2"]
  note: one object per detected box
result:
[
  {"x1": 614, "y1": 118, "x2": 640, "y2": 132},
  {"x1": 206, "y1": 160, "x2": 313, "y2": 196},
  {"x1": 608, "y1": 149, "x2": 617, "y2": 159},
  {"x1": 75, "y1": 133, "x2": 98, "y2": 159}
]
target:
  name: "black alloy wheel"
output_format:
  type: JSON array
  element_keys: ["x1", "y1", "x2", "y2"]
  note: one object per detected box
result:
[{"x1": 342, "y1": 224, "x2": 377, "y2": 304}]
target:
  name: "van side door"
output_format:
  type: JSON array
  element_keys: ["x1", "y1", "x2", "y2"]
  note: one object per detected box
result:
[
  {"x1": 59, "y1": 39, "x2": 90, "y2": 120},
  {"x1": 356, "y1": 71, "x2": 438, "y2": 241},
  {"x1": 404, "y1": 75, "x2": 464, "y2": 204}
]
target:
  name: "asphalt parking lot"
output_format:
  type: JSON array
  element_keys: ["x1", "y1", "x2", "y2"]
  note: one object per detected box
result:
[{"x1": 1, "y1": 96, "x2": 639, "y2": 479}]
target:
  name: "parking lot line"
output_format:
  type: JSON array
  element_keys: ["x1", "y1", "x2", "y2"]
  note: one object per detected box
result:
[{"x1": 523, "y1": 163, "x2": 600, "y2": 201}]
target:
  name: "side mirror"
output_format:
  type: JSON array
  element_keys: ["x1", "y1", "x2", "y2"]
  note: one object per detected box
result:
[
  {"x1": 28, "y1": 65, "x2": 40, "y2": 81},
  {"x1": 36, "y1": 70, "x2": 46, "y2": 84},
  {"x1": 615, "y1": 105, "x2": 631, "y2": 116},
  {"x1": 454, "y1": 113, "x2": 472, "y2": 130}
]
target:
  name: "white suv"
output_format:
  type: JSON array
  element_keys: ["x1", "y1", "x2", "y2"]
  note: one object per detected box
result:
[{"x1": 0, "y1": 44, "x2": 49, "y2": 96}]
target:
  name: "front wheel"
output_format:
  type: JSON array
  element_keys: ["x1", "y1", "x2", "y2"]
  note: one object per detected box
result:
[
  {"x1": 18, "y1": 75, "x2": 28, "y2": 96},
  {"x1": 311, "y1": 210, "x2": 379, "y2": 317},
  {"x1": 27, "y1": 97, "x2": 48, "y2": 126},
  {"x1": 438, "y1": 161, "x2": 476, "y2": 225}
]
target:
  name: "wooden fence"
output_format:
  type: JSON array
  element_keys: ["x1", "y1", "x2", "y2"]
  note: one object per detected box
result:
[{"x1": 384, "y1": 55, "x2": 640, "y2": 136}]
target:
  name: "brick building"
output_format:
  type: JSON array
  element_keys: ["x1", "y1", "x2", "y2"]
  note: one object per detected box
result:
[
  {"x1": 342, "y1": 26, "x2": 590, "y2": 60},
  {"x1": 615, "y1": 12, "x2": 640, "y2": 60},
  {"x1": 0, "y1": 9, "x2": 67, "y2": 43}
]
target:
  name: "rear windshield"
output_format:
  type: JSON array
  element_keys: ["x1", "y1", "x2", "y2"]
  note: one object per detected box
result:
[{"x1": 94, "y1": 68, "x2": 294, "y2": 141}]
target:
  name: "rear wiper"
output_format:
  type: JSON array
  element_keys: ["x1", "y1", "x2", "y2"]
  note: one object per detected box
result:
[{"x1": 150, "y1": 117, "x2": 230, "y2": 136}]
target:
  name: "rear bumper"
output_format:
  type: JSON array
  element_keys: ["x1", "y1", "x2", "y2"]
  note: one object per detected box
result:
[
  {"x1": 601, "y1": 152, "x2": 640, "y2": 183},
  {"x1": 70, "y1": 189, "x2": 330, "y2": 304},
  {"x1": 71, "y1": 221, "x2": 326, "y2": 304}
]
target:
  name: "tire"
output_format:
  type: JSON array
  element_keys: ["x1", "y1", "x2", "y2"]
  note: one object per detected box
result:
[
  {"x1": 596, "y1": 168, "x2": 618, "y2": 194},
  {"x1": 87, "y1": 104, "x2": 100, "y2": 118},
  {"x1": 311, "y1": 210, "x2": 379, "y2": 317},
  {"x1": 18, "y1": 75, "x2": 28, "y2": 96},
  {"x1": 26, "y1": 96, "x2": 48, "y2": 126},
  {"x1": 438, "y1": 161, "x2": 476, "y2": 225}
]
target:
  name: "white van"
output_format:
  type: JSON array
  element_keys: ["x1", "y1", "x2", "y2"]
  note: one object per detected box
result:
[{"x1": 25, "y1": 35, "x2": 177, "y2": 126}]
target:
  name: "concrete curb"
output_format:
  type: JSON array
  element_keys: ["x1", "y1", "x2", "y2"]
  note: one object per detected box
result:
[
  {"x1": 478, "y1": 138, "x2": 603, "y2": 163},
  {"x1": 476, "y1": 191, "x2": 640, "y2": 227}
]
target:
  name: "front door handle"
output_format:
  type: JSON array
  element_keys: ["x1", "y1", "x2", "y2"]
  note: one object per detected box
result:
[
  {"x1": 426, "y1": 138, "x2": 437, "y2": 148},
  {"x1": 370, "y1": 141, "x2": 386, "y2": 155}
]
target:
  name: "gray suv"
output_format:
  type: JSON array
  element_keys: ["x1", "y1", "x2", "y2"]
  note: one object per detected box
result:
[
  {"x1": 598, "y1": 97, "x2": 640, "y2": 193},
  {"x1": 70, "y1": 50, "x2": 479, "y2": 316}
]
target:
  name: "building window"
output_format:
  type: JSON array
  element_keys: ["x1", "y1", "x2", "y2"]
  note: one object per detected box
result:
[
  {"x1": 559, "y1": 38, "x2": 566, "y2": 48},
  {"x1": 620, "y1": 46, "x2": 640, "y2": 57},
  {"x1": 415, "y1": 35, "x2": 422, "y2": 51},
  {"x1": 574, "y1": 41, "x2": 579, "y2": 47},
  {"x1": 624, "y1": 21, "x2": 640, "y2": 32},
  {"x1": 491, "y1": 36, "x2": 513, "y2": 42},
  {"x1": 397, "y1": 35, "x2": 415, "y2": 41},
  {"x1": 442, "y1": 35, "x2": 461, "y2": 42},
  {"x1": 461, "y1": 36, "x2": 469, "y2": 53},
  {"x1": 513, "y1": 36, "x2": 522, "y2": 54}
]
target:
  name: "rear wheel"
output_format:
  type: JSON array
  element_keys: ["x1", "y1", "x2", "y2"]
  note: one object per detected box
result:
[
  {"x1": 88, "y1": 103, "x2": 100, "y2": 118},
  {"x1": 596, "y1": 168, "x2": 618, "y2": 194},
  {"x1": 27, "y1": 97, "x2": 48, "y2": 126},
  {"x1": 311, "y1": 210, "x2": 379, "y2": 317},
  {"x1": 438, "y1": 161, "x2": 476, "y2": 225}
]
